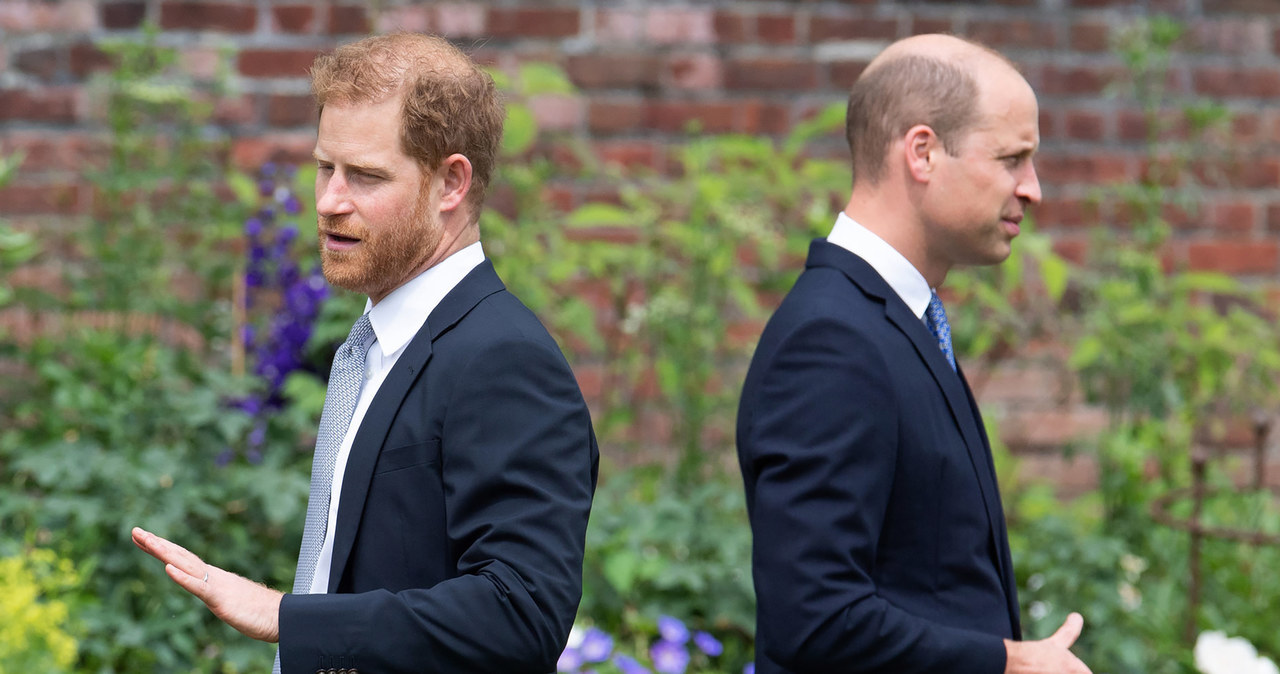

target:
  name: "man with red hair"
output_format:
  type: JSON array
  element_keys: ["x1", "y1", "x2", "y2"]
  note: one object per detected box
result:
[{"x1": 134, "y1": 33, "x2": 598, "y2": 673}]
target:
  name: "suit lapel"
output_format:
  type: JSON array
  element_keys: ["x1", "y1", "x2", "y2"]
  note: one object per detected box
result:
[
  {"x1": 326, "y1": 260, "x2": 507, "y2": 592},
  {"x1": 807, "y1": 240, "x2": 1010, "y2": 590}
]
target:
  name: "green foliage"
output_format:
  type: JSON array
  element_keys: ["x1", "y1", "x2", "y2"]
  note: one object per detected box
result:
[
  {"x1": 0, "y1": 152, "x2": 37, "y2": 308},
  {"x1": 581, "y1": 469, "x2": 754, "y2": 667},
  {"x1": 75, "y1": 24, "x2": 242, "y2": 335},
  {"x1": 0, "y1": 547, "x2": 81, "y2": 672},
  {"x1": 0, "y1": 331, "x2": 311, "y2": 672}
]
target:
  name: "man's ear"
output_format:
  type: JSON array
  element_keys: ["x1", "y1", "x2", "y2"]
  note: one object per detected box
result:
[
  {"x1": 902, "y1": 124, "x2": 939, "y2": 183},
  {"x1": 436, "y1": 153, "x2": 473, "y2": 213}
]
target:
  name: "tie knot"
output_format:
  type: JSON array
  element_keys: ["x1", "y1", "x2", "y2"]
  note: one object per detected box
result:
[{"x1": 342, "y1": 313, "x2": 375, "y2": 355}]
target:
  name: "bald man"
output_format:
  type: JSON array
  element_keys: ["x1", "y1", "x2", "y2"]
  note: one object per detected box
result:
[
  {"x1": 132, "y1": 33, "x2": 597, "y2": 673},
  {"x1": 736, "y1": 35, "x2": 1090, "y2": 673}
]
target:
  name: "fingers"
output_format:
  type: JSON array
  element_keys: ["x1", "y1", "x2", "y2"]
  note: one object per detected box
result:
[
  {"x1": 1048, "y1": 612, "x2": 1084, "y2": 649},
  {"x1": 132, "y1": 527, "x2": 211, "y2": 595}
]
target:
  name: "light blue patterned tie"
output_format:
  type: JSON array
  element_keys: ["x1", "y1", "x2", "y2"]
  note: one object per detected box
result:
[
  {"x1": 274, "y1": 312, "x2": 374, "y2": 673},
  {"x1": 925, "y1": 291, "x2": 956, "y2": 371}
]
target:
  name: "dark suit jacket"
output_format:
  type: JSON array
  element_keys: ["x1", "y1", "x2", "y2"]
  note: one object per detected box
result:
[
  {"x1": 277, "y1": 260, "x2": 599, "y2": 673},
  {"x1": 736, "y1": 240, "x2": 1020, "y2": 674}
]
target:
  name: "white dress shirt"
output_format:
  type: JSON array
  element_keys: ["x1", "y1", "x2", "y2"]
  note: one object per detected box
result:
[
  {"x1": 309, "y1": 241, "x2": 485, "y2": 594},
  {"x1": 827, "y1": 212, "x2": 933, "y2": 321}
]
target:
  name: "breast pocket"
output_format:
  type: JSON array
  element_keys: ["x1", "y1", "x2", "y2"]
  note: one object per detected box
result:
[{"x1": 373, "y1": 439, "x2": 441, "y2": 475}]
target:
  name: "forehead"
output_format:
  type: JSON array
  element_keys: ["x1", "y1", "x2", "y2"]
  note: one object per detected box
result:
[
  {"x1": 964, "y1": 71, "x2": 1039, "y2": 150},
  {"x1": 314, "y1": 96, "x2": 410, "y2": 163}
]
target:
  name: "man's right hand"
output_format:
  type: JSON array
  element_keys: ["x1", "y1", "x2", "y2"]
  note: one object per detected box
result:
[{"x1": 1004, "y1": 613, "x2": 1092, "y2": 674}]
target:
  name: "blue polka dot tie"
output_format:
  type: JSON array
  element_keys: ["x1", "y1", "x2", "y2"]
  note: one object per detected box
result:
[{"x1": 925, "y1": 291, "x2": 956, "y2": 371}]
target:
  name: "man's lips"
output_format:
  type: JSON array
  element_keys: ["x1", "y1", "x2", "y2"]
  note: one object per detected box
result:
[{"x1": 323, "y1": 231, "x2": 362, "y2": 250}]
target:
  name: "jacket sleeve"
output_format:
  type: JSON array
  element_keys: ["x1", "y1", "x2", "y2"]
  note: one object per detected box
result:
[
  {"x1": 742, "y1": 315, "x2": 1006, "y2": 674},
  {"x1": 278, "y1": 329, "x2": 598, "y2": 673}
]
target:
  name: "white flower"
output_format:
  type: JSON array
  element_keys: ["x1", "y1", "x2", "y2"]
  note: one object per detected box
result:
[{"x1": 1195, "y1": 631, "x2": 1280, "y2": 674}]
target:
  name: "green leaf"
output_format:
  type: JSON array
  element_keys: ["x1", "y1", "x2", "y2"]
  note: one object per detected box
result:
[
  {"x1": 518, "y1": 62, "x2": 576, "y2": 96},
  {"x1": 502, "y1": 104, "x2": 537, "y2": 156},
  {"x1": 1040, "y1": 254, "x2": 1070, "y2": 303}
]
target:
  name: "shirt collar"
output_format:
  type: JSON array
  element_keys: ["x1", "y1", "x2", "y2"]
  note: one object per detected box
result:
[
  {"x1": 827, "y1": 212, "x2": 933, "y2": 319},
  {"x1": 364, "y1": 241, "x2": 486, "y2": 358}
]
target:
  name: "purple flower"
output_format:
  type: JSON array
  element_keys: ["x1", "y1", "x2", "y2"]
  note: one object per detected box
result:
[
  {"x1": 257, "y1": 179, "x2": 274, "y2": 197},
  {"x1": 613, "y1": 655, "x2": 650, "y2": 674},
  {"x1": 743, "y1": 665, "x2": 755, "y2": 674},
  {"x1": 261, "y1": 162, "x2": 278, "y2": 176},
  {"x1": 556, "y1": 646, "x2": 582, "y2": 672},
  {"x1": 650, "y1": 640, "x2": 689, "y2": 674},
  {"x1": 283, "y1": 194, "x2": 302, "y2": 215},
  {"x1": 579, "y1": 627, "x2": 612, "y2": 662},
  {"x1": 657, "y1": 616, "x2": 689, "y2": 645},
  {"x1": 244, "y1": 217, "x2": 264, "y2": 237},
  {"x1": 215, "y1": 447, "x2": 234, "y2": 467},
  {"x1": 693, "y1": 631, "x2": 722, "y2": 657}
]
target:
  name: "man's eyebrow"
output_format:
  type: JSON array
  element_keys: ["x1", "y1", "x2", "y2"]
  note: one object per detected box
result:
[{"x1": 310, "y1": 152, "x2": 392, "y2": 176}]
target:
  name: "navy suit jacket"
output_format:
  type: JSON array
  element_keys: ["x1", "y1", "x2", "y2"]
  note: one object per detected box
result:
[
  {"x1": 278, "y1": 260, "x2": 599, "y2": 673},
  {"x1": 736, "y1": 240, "x2": 1020, "y2": 674}
]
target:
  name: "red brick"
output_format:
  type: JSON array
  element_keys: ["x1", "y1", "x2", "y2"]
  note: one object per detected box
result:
[
  {"x1": 737, "y1": 100, "x2": 792, "y2": 135},
  {"x1": 0, "y1": 88, "x2": 79, "y2": 123},
  {"x1": 1039, "y1": 65, "x2": 1115, "y2": 96},
  {"x1": 1038, "y1": 110, "x2": 1057, "y2": 140},
  {"x1": 1118, "y1": 110, "x2": 1149, "y2": 142},
  {"x1": 647, "y1": 8, "x2": 714, "y2": 44},
  {"x1": 713, "y1": 10, "x2": 748, "y2": 43},
  {"x1": 667, "y1": 54, "x2": 722, "y2": 90},
  {"x1": 1193, "y1": 67, "x2": 1280, "y2": 98},
  {"x1": 102, "y1": 2, "x2": 146, "y2": 29},
  {"x1": 1034, "y1": 198, "x2": 1099, "y2": 229},
  {"x1": 272, "y1": 5, "x2": 315, "y2": 33},
  {"x1": 213, "y1": 94, "x2": 255, "y2": 125},
  {"x1": 1064, "y1": 110, "x2": 1105, "y2": 141},
  {"x1": 1070, "y1": 20, "x2": 1111, "y2": 51},
  {"x1": 14, "y1": 47, "x2": 59, "y2": 81},
  {"x1": 725, "y1": 58, "x2": 818, "y2": 91},
  {"x1": 645, "y1": 100, "x2": 737, "y2": 133},
  {"x1": 1187, "y1": 241, "x2": 1278, "y2": 274},
  {"x1": 1231, "y1": 112, "x2": 1264, "y2": 143},
  {"x1": 69, "y1": 41, "x2": 112, "y2": 78},
  {"x1": 830, "y1": 61, "x2": 868, "y2": 88},
  {"x1": 910, "y1": 18, "x2": 954, "y2": 35},
  {"x1": 1015, "y1": 453, "x2": 1099, "y2": 497},
  {"x1": 0, "y1": 131, "x2": 103, "y2": 173},
  {"x1": 1231, "y1": 159, "x2": 1280, "y2": 189},
  {"x1": 159, "y1": 2, "x2": 256, "y2": 32},
  {"x1": 968, "y1": 19, "x2": 1057, "y2": 49},
  {"x1": 238, "y1": 49, "x2": 321, "y2": 78},
  {"x1": 327, "y1": 4, "x2": 369, "y2": 35},
  {"x1": 1052, "y1": 237, "x2": 1090, "y2": 264},
  {"x1": 595, "y1": 9, "x2": 643, "y2": 43},
  {"x1": 530, "y1": 95, "x2": 583, "y2": 132},
  {"x1": 433, "y1": 4, "x2": 484, "y2": 36},
  {"x1": 1037, "y1": 153, "x2": 1134, "y2": 185},
  {"x1": 267, "y1": 94, "x2": 315, "y2": 127},
  {"x1": 0, "y1": 0, "x2": 95, "y2": 32},
  {"x1": 1208, "y1": 0, "x2": 1280, "y2": 12},
  {"x1": 1191, "y1": 19, "x2": 1270, "y2": 56},
  {"x1": 810, "y1": 16, "x2": 897, "y2": 42},
  {"x1": 567, "y1": 53, "x2": 661, "y2": 90},
  {"x1": 0, "y1": 183, "x2": 85, "y2": 216},
  {"x1": 1268, "y1": 204, "x2": 1280, "y2": 234},
  {"x1": 1209, "y1": 201, "x2": 1257, "y2": 234},
  {"x1": 594, "y1": 140, "x2": 661, "y2": 170},
  {"x1": 587, "y1": 99, "x2": 645, "y2": 134},
  {"x1": 757, "y1": 14, "x2": 796, "y2": 44},
  {"x1": 229, "y1": 134, "x2": 316, "y2": 171},
  {"x1": 488, "y1": 8, "x2": 578, "y2": 38}
]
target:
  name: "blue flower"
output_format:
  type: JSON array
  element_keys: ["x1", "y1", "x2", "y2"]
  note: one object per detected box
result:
[
  {"x1": 579, "y1": 627, "x2": 613, "y2": 662},
  {"x1": 613, "y1": 655, "x2": 650, "y2": 674},
  {"x1": 692, "y1": 631, "x2": 722, "y2": 657},
  {"x1": 556, "y1": 646, "x2": 583, "y2": 672},
  {"x1": 657, "y1": 615, "x2": 689, "y2": 645},
  {"x1": 743, "y1": 664, "x2": 755, "y2": 674},
  {"x1": 650, "y1": 639, "x2": 689, "y2": 674}
]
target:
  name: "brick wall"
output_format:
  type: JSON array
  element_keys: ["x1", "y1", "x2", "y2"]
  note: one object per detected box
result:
[{"x1": 4, "y1": 0, "x2": 1280, "y2": 490}]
